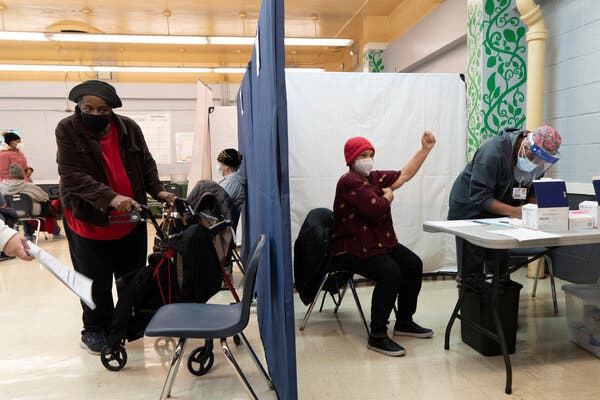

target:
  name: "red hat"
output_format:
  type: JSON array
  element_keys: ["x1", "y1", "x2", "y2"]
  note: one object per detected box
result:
[{"x1": 344, "y1": 137, "x2": 375, "y2": 165}]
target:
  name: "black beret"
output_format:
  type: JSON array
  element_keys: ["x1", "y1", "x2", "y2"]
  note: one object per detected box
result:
[{"x1": 68, "y1": 80, "x2": 122, "y2": 108}]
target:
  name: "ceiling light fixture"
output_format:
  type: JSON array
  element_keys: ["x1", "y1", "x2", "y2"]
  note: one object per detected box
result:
[
  {"x1": 0, "y1": 64, "x2": 93, "y2": 72},
  {"x1": 213, "y1": 67, "x2": 247, "y2": 74},
  {"x1": 284, "y1": 37, "x2": 352, "y2": 46},
  {"x1": 208, "y1": 36, "x2": 255, "y2": 45},
  {"x1": 0, "y1": 31, "x2": 47, "y2": 41},
  {"x1": 0, "y1": 64, "x2": 325, "y2": 73},
  {"x1": 93, "y1": 66, "x2": 213, "y2": 73},
  {"x1": 286, "y1": 68, "x2": 325, "y2": 72},
  {"x1": 50, "y1": 32, "x2": 209, "y2": 45},
  {"x1": 0, "y1": 31, "x2": 352, "y2": 47}
]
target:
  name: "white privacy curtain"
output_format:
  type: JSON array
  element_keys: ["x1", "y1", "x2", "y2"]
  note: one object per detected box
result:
[
  {"x1": 285, "y1": 71, "x2": 467, "y2": 271},
  {"x1": 208, "y1": 106, "x2": 239, "y2": 181},
  {"x1": 207, "y1": 106, "x2": 242, "y2": 240},
  {"x1": 187, "y1": 81, "x2": 213, "y2": 187}
]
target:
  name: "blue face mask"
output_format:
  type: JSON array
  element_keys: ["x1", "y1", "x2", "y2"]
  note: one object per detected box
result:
[{"x1": 517, "y1": 156, "x2": 538, "y2": 173}]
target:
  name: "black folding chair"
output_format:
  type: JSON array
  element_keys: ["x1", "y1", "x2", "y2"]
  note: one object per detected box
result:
[
  {"x1": 299, "y1": 269, "x2": 370, "y2": 335},
  {"x1": 4, "y1": 193, "x2": 45, "y2": 245}
]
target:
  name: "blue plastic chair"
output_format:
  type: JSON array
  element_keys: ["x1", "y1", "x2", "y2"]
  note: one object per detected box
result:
[{"x1": 145, "y1": 234, "x2": 272, "y2": 400}]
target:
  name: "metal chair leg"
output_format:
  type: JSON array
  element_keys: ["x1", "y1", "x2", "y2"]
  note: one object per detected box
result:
[
  {"x1": 239, "y1": 332, "x2": 274, "y2": 389},
  {"x1": 348, "y1": 278, "x2": 370, "y2": 336},
  {"x1": 220, "y1": 338, "x2": 260, "y2": 400},
  {"x1": 318, "y1": 289, "x2": 328, "y2": 312},
  {"x1": 333, "y1": 280, "x2": 349, "y2": 314},
  {"x1": 299, "y1": 272, "x2": 331, "y2": 330},
  {"x1": 545, "y1": 256, "x2": 559, "y2": 316},
  {"x1": 233, "y1": 247, "x2": 245, "y2": 275},
  {"x1": 531, "y1": 257, "x2": 542, "y2": 298},
  {"x1": 34, "y1": 219, "x2": 42, "y2": 245},
  {"x1": 159, "y1": 338, "x2": 187, "y2": 400}
]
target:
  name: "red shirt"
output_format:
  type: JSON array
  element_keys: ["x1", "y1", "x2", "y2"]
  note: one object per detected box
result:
[
  {"x1": 65, "y1": 120, "x2": 136, "y2": 240},
  {"x1": 331, "y1": 169, "x2": 401, "y2": 258}
]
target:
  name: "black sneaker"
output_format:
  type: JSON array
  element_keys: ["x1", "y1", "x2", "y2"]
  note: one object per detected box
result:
[
  {"x1": 367, "y1": 336, "x2": 406, "y2": 357},
  {"x1": 393, "y1": 321, "x2": 434, "y2": 338},
  {"x1": 80, "y1": 331, "x2": 107, "y2": 355}
]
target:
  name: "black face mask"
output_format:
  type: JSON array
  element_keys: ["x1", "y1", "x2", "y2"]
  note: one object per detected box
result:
[{"x1": 81, "y1": 112, "x2": 110, "y2": 132}]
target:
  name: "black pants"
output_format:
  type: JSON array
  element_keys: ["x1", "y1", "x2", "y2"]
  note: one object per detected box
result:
[
  {"x1": 455, "y1": 237, "x2": 509, "y2": 279},
  {"x1": 333, "y1": 244, "x2": 423, "y2": 338},
  {"x1": 63, "y1": 218, "x2": 148, "y2": 334}
]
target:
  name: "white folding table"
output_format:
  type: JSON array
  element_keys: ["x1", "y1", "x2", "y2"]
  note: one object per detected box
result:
[{"x1": 423, "y1": 221, "x2": 600, "y2": 394}]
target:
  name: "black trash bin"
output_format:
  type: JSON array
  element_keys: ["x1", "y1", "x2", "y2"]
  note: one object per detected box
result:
[{"x1": 460, "y1": 280, "x2": 523, "y2": 356}]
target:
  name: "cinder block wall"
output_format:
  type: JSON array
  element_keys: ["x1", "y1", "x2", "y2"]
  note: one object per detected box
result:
[{"x1": 544, "y1": 0, "x2": 600, "y2": 184}]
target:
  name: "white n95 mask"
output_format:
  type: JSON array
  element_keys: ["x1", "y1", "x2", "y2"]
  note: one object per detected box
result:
[{"x1": 354, "y1": 157, "x2": 374, "y2": 176}]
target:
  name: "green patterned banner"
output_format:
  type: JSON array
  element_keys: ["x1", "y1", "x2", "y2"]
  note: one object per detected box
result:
[
  {"x1": 364, "y1": 49, "x2": 385, "y2": 73},
  {"x1": 467, "y1": 0, "x2": 527, "y2": 159}
]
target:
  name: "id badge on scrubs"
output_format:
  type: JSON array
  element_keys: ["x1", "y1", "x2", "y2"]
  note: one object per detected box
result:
[{"x1": 512, "y1": 187, "x2": 527, "y2": 200}]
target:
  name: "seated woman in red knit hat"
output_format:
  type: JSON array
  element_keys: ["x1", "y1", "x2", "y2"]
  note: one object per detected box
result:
[{"x1": 331, "y1": 132, "x2": 436, "y2": 357}]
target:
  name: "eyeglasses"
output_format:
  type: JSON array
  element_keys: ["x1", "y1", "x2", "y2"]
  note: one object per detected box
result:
[{"x1": 80, "y1": 105, "x2": 111, "y2": 115}]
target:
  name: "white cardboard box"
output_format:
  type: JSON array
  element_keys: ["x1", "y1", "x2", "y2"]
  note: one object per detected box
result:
[
  {"x1": 522, "y1": 204, "x2": 569, "y2": 230},
  {"x1": 579, "y1": 201, "x2": 600, "y2": 228},
  {"x1": 568, "y1": 210, "x2": 594, "y2": 230}
]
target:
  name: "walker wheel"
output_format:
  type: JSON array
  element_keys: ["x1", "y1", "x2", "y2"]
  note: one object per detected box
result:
[
  {"x1": 100, "y1": 345, "x2": 128, "y2": 371},
  {"x1": 187, "y1": 346, "x2": 214, "y2": 376},
  {"x1": 153, "y1": 337, "x2": 177, "y2": 359}
]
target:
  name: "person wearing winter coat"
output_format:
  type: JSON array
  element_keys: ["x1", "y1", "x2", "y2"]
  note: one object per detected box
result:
[{"x1": 0, "y1": 130, "x2": 30, "y2": 182}]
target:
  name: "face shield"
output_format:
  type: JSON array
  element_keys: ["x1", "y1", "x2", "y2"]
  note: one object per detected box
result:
[
  {"x1": 514, "y1": 134, "x2": 560, "y2": 185},
  {"x1": 528, "y1": 132, "x2": 560, "y2": 166}
]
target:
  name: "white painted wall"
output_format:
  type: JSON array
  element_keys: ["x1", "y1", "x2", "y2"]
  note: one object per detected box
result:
[
  {"x1": 542, "y1": 0, "x2": 600, "y2": 191},
  {"x1": 383, "y1": 0, "x2": 599, "y2": 193},
  {"x1": 0, "y1": 81, "x2": 239, "y2": 182},
  {"x1": 404, "y1": 39, "x2": 467, "y2": 74},
  {"x1": 384, "y1": 0, "x2": 467, "y2": 74}
]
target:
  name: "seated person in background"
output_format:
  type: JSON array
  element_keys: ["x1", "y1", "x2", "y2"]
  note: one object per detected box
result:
[
  {"x1": 0, "y1": 195, "x2": 20, "y2": 260},
  {"x1": 25, "y1": 167, "x2": 33, "y2": 181},
  {"x1": 0, "y1": 194, "x2": 19, "y2": 228},
  {"x1": 216, "y1": 148, "x2": 246, "y2": 231},
  {"x1": 0, "y1": 130, "x2": 31, "y2": 182},
  {"x1": 0, "y1": 163, "x2": 64, "y2": 240},
  {"x1": 447, "y1": 126, "x2": 562, "y2": 286},
  {"x1": 331, "y1": 133, "x2": 436, "y2": 357}
]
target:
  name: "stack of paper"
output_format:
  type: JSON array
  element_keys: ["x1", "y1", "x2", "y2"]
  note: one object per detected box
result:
[{"x1": 488, "y1": 228, "x2": 560, "y2": 242}]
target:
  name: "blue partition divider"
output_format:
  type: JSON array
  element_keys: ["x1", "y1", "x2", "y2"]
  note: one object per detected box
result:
[
  {"x1": 237, "y1": 69, "x2": 253, "y2": 263},
  {"x1": 237, "y1": 0, "x2": 297, "y2": 398}
]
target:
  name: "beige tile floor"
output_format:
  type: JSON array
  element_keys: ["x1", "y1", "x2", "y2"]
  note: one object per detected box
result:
[{"x1": 1, "y1": 222, "x2": 599, "y2": 399}]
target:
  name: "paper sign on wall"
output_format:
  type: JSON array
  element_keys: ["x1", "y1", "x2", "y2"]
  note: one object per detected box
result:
[
  {"x1": 121, "y1": 112, "x2": 172, "y2": 164},
  {"x1": 175, "y1": 132, "x2": 193, "y2": 163}
]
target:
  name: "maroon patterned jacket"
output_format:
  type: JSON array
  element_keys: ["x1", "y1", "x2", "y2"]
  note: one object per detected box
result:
[{"x1": 331, "y1": 169, "x2": 401, "y2": 259}]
